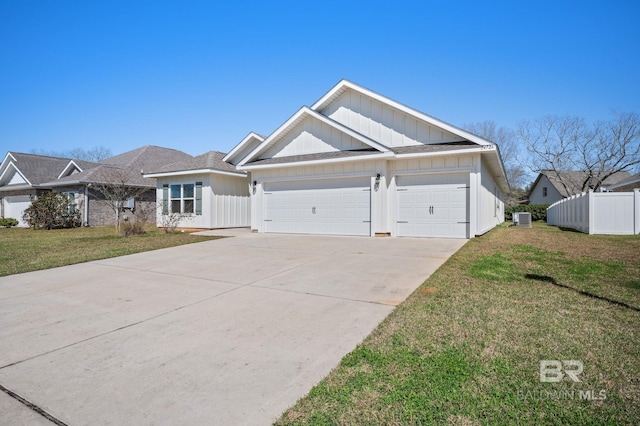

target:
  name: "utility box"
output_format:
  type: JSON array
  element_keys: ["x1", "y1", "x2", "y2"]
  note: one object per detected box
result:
[{"x1": 514, "y1": 212, "x2": 532, "y2": 228}]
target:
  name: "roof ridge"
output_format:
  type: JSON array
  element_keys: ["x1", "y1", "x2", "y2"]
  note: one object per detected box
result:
[{"x1": 10, "y1": 151, "x2": 74, "y2": 161}]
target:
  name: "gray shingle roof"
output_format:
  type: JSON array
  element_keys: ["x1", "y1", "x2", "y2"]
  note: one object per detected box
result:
[
  {"x1": 101, "y1": 145, "x2": 193, "y2": 173},
  {"x1": 391, "y1": 142, "x2": 478, "y2": 155},
  {"x1": 538, "y1": 170, "x2": 632, "y2": 197},
  {"x1": 11, "y1": 145, "x2": 193, "y2": 187},
  {"x1": 2, "y1": 152, "x2": 83, "y2": 185},
  {"x1": 245, "y1": 149, "x2": 382, "y2": 166},
  {"x1": 150, "y1": 151, "x2": 239, "y2": 174}
]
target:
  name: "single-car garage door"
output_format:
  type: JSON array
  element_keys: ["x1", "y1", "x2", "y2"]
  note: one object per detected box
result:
[
  {"x1": 3, "y1": 195, "x2": 32, "y2": 227},
  {"x1": 396, "y1": 173, "x2": 469, "y2": 238},
  {"x1": 264, "y1": 177, "x2": 371, "y2": 236}
]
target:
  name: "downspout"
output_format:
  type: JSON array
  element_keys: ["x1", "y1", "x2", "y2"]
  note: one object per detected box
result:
[{"x1": 84, "y1": 184, "x2": 90, "y2": 226}]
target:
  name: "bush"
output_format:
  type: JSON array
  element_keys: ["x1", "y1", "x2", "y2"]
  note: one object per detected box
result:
[
  {"x1": 120, "y1": 220, "x2": 146, "y2": 236},
  {"x1": 505, "y1": 204, "x2": 550, "y2": 222},
  {"x1": 0, "y1": 217, "x2": 19, "y2": 228},
  {"x1": 22, "y1": 193, "x2": 81, "y2": 229}
]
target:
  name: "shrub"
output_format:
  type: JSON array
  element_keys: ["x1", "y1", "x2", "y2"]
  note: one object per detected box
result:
[
  {"x1": 0, "y1": 217, "x2": 19, "y2": 228},
  {"x1": 22, "y1": 193, "x2": 81, "y2": 229},
  {"x1": 120, "y1": 220, "x2": 146, "y2": 236},
  {"x1": 505, "y1": 204, "x2": 550, "y2": 222}
]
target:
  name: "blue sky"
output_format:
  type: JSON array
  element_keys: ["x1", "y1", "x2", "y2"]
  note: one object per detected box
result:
[{"x1": 1, "y1": 1, "x2": 639, "y2": 157}]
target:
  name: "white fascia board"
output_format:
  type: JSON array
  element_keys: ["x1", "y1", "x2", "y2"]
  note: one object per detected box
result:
[
  {"x1": 1, "y1": 152, "x2": 17, "y2": 169},
  {"x1": 311, "y1": 80, "x2": 493, "y2": 146},
  {"x1": 223, "y1": 132, "x2": 265, "y2": 164},
  {"x1": 482, "y1": 146, "x2": 510, "y2": 192},
  {"x1": 0, "y1": 183, "x2": 33, "y2": 192},
  {"x1": 143, "y1": 168, "x2": 247, "y2": 179},
  {"x1": 480, "y1": 149, "x2": 511, "y2": 193},
  {"x1": 237, "y1": 152, "x2": 394, "y2": 171},
  {"x1": 57, "y1": 160, "x2": 83, "y2": 179},
  {"x1": 237, "y1": 107, "x2": 389, "y2": 168},
  {"x1": 0, "y1": 161, "x2": 32, "y2": 186},
  {"x1": 39, "y1": 180, "x2": 84, "y2": 188},
  {"x1": 237, "y1": 107, "x2": 309, "y2": 167}
]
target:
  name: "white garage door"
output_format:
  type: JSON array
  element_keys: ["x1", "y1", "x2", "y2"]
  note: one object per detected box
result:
[
  {"x1": 396, "y1": 173, "x2": 469, "y2": 238},
  {"x1": 3, "y1": 195, "x2": 32, "y2": 227},
  {"x1": 264, "y1": 177, "x2": 371, "y2": 236}
]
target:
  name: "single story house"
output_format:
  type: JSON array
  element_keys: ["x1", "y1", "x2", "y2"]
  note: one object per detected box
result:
[
  {"x1": 0, "y1": 146, "x2": 192, "y2": 227},
  {"x1": 150, "y1": 80, "x2": 510, "y2": 238},
  {"x1": 528, "y1": 170, "x2": 632, "y2": 205},
  {"x1": 143, "y1": 151, "x2": 251, "y2": 229}
]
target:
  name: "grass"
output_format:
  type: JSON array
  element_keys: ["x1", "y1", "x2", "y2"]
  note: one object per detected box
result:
[
  {"x1": 0, "y1": 226, "x2": 221, "y2": 277},
  {"x1": 276, "y1": 222, "x2": 640, "y2": 425}
]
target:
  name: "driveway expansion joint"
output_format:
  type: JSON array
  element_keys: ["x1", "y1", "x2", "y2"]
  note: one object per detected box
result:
[{"x1": 1, "y1": 382, "x2": 67, "y2": 426}]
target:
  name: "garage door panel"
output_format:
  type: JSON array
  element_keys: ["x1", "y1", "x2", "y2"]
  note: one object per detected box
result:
[
  {"x1": 396, "y1": 173, "x2": 469, "y2": 239},
  {"x1": 4, "y1": 195, "x2": 32, "y2": 227},
  {"x1": 264, "y1": 178, "x2": 371, "y2": 236}
]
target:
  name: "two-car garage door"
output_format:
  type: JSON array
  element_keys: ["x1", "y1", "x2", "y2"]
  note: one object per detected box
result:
[
  {"x1": 261, "y1": 173, "x2": 470, "y2": 238},
  {"x1": 264, "y1": 177, "x2": 371, "y2": 236},
  {"x1": 396, "y1": 173, "x2": 469, "y2": 238}
]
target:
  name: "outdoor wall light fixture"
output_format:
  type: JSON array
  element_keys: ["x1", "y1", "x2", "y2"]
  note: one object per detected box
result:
[
  {"x1": 376, "y1": 173, "x2": 381, "y2": 183},
  {"x1": 374, "y1": 173, "x2": 381, "y2": 191}
]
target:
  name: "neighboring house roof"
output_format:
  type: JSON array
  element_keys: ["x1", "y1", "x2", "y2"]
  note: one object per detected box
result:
[
  {"x1": 0, "y1": 152, "x2": 82, "y2": 186},
  {"x1": 529, "y1": 170, "x2": 632, "y2": 198},
  {"x1": 0, "y1": 146, "x2": 195, "y2": 191},
  {"x1": 606, "y1": 173, "x2": 640, "y2": 190},
  {"x1": 101, "y1": 145, "x2": 192, "y2": 172},
  {"x1": 144, "y1": 151, "x2": 246, "y2": 177}
]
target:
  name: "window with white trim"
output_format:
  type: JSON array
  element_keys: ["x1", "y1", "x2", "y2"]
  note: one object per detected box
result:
[
  {"x1": 165, "y1": 183, "x2": 202, "y2": 215},
  {"x1": 60, "y1": 191, "x2": 77, "y2": 213}
]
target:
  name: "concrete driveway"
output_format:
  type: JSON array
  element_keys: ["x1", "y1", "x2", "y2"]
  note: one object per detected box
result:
[{"x1": 0, "y1": 229, "x2": 466, "y2": 425}]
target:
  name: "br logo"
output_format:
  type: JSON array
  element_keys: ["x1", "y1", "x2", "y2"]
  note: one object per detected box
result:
[{"x1": 540, "y1": 360, "x2": 584, "y2": 383}]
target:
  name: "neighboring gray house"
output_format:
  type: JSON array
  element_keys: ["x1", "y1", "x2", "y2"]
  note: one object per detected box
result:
[
  {"x1": 528, "y1": 170, "x2": 632, "y2": 205},
  {"x1": 0, "y1": 146, "x2": 192, "y2": 227}
]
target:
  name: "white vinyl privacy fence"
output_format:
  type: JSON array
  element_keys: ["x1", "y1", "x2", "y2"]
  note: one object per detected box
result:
[{"x1": 547, "y1": 189, "x2": 640, "y2": 235}]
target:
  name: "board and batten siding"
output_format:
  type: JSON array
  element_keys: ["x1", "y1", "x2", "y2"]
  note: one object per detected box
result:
[
  {"x1": 262, "y1": 115, "x2": 368, "y2": 159},
  {"x1": 478, "y1": 157, "x2": 505, "y2": 234},
  {"x1": 320, "y1": 89, "x2": 464, "y2": 147},
  {"x1": 210, "y1": 173, "x2": 250, "y2": 228},
  {"x1": 156, "y1": 173, "x2": 250, "y2": 229}
]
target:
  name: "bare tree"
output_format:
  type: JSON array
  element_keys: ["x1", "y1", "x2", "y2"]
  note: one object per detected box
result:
[
  {"x1": 464, "y1": 120, "x2": 528, "y2": 192},
  {"x1": 31, "y1": 145, "x2": 113, "y2": 162},
  {"x1": 90, "y1": 166, "x2": 153, "y2": 235},
  {"x1": 519, "y1": 112, "x2": 640, "y2": 193}
]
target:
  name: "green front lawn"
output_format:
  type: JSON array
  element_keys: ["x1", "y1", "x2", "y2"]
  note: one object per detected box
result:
[
  {"x1": 0, "y1": 226, "x2": 220, "y2": 277},
  {"x1": 277, "y1": 223, "x2": 640, "y2": 425}
]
